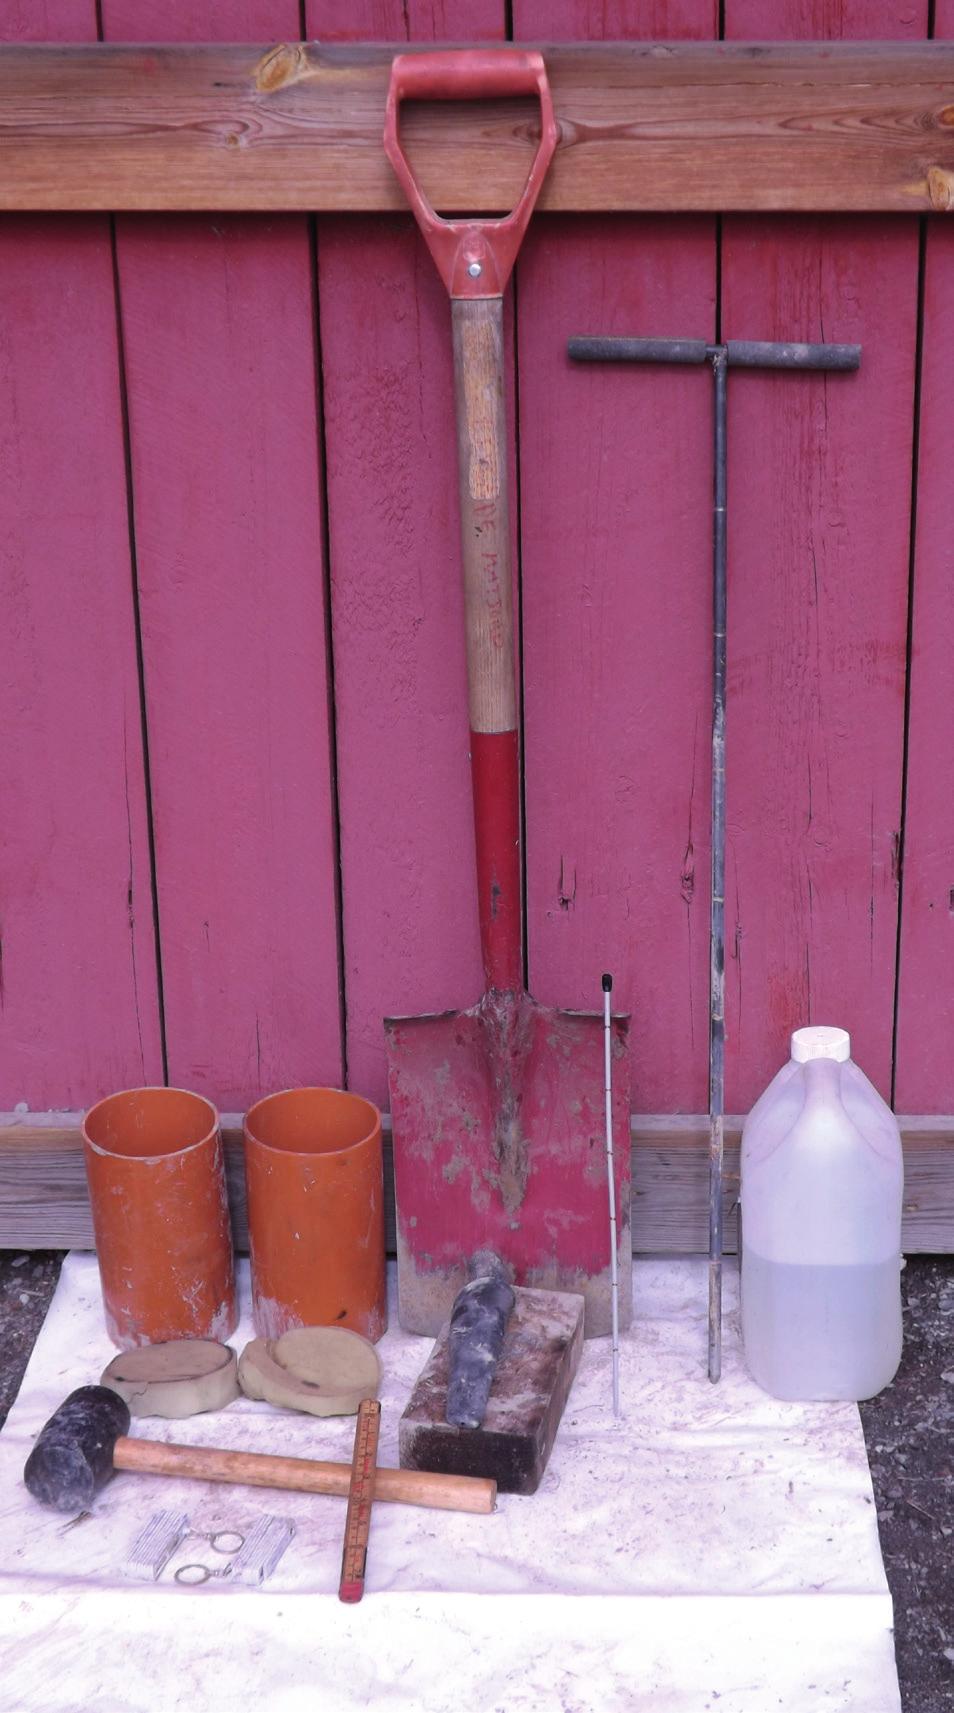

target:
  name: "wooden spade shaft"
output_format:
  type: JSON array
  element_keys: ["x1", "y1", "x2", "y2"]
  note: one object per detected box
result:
[
  {"x1": 383, "y1": 52, "x2": 633, "y2": 1343},
  {"x1": 113, "y1": 1434, "x2": 496, "y2": 1514}
]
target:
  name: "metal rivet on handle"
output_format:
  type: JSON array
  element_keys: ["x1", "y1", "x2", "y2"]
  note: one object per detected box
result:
[{"x1": 467, "y1": 262, "x2": 482, "y2": 278}]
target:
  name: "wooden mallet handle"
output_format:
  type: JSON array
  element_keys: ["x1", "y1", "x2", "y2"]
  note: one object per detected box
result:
[{"x1": 113, "y1": 1435, "x2": 496, "y2": 1514}]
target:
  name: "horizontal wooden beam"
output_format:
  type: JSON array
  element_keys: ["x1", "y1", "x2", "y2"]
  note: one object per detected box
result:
[
  {"x1": 1, "y1": 1113, "x2": 950, "y2": 1255},
  {"x1": 0, "y1": 42, "x2": 952, "y2": 214}
]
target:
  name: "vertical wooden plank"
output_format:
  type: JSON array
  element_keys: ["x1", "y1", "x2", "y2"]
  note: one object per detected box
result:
[
  {"x1": 310, "y1": 0, "x2": 506, "y2": 1108},
  {"x1": 0, "y1": 1, "x2": 91, "y2": 35},
  {"x1": 102, "y1": 0, "x2": 343, "y2": 1109},
  {"x1": 895, "y1": 0, "x2": 954, "y2": 1112},
  {"x1": 723, "y1": 0, "x2": 923, "y2": 1108},
  {"x1": 0, "y1": 0, "x2": 163, "y2": 1108},
  {"x1": 515, "y1": 0, "x2": 718, "y2": 1115}
]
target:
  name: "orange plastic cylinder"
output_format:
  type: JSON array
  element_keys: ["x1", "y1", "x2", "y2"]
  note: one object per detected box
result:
[
  {"x1": 83, "y1": 1087, "x2": 237, "y2": 1349},
  {"x1": 244, "y1": 1087, "x2": 387, "y2": 1343}
]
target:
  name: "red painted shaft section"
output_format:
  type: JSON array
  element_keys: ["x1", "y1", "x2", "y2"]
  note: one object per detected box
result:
[{"x1": 470, "y1": 728, "x2": 522, "y2": 993}]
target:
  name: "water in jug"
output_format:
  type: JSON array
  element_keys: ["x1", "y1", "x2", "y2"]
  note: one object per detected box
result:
[{"x1": 740, "y1": 1025, "x2": 903, "y2": 1401}]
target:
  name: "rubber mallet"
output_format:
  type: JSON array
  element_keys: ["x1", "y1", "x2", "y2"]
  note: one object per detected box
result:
[{"x1": 24, "y1": 1386, "x2": 496, "y2": 1515}]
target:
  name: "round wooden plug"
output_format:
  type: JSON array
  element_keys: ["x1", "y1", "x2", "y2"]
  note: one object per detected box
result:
[
  {"x1": 100, "y1": 1339, "x2": 239, "y2": 1418},
  {"x1": 239, "y1": 1326, "x2": 381, "y2": 1417}
]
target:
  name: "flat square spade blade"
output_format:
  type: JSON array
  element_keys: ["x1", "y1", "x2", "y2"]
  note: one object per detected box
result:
[{"x1": 385, "y1": 990, "x2": 631, "y2": 1337}]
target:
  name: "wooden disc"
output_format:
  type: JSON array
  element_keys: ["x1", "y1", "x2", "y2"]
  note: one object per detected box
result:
[
  {"x1": 238, "y1": 1326, "x2": 381, "y2": 1417},
  {"x1": 275, "y1": 1325, "x2": 381, "y2": 1393},
  {"x1": 101, "y1": 1339, "x2": 239, "y2": 1418}
]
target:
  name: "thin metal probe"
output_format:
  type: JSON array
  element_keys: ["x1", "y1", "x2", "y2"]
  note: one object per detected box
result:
[
  {"x1": 707, "y1": 348, "x2": 728, "y2": 1384},
  {"x1": 602, "y1": 972, "x2": 621, "y2": 1416}
]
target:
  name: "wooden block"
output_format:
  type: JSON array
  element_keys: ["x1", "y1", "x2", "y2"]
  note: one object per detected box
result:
[{"x1": 399, "y1": 1285, "x2": 583, "y2": 1496}]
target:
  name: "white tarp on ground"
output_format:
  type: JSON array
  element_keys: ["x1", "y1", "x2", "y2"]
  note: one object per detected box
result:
[{"x1": 0, "y1": 1255, "x2": 900, "y2": 1712}]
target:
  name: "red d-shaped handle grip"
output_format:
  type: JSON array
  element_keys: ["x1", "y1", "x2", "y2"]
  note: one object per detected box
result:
[
  {"x1": 383, "y1": 49, "x2": 558, "y2": 299},
  {"x1": 389, "y1": 48, "x2": 548, "y2": 103}
]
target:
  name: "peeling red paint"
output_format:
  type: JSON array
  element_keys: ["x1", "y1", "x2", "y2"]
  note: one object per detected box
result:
[{"x1": 386, "y1": 988, "x2": 631, "y2": 1338}]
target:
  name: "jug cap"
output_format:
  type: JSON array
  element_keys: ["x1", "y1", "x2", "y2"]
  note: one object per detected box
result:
[{"x1": 791, "y1": 1025, "x2": 850, "y2": 1063}]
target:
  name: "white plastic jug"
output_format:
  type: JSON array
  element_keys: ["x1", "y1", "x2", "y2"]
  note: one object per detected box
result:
[{"x1": 740, "y1": 1025, "x2": 903, "y2": 1401}]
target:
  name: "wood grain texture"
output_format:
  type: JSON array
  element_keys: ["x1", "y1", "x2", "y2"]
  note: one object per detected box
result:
[
  {"x1": 515, "y1": 0, "x2": 717, "y2": 1114},
  {"x1": 398, "y1": 1283, "x2": 583, "y2": 1494},
  {"x1": 311, "y1": 0, "x2": 505, "y2": 1108},
  {"x1": 0, "y1": 40, "x2": 953, "y2": 212},
  {"x1": 113, "y1": 1432, "x2": 496, "y2": 1513},
  {"x1": 0, "y1": 0, "x2": 163, "y2": 1108},
  {"x1": 722, "y1": 0, "x2": 922, "y2": 1111},
  {"x1": 1, "y1": 1112, "x2": 949, "y2": 1253},
  {"x1": 452, "y1": 299, "x2": 517, "y2": 737},
  {"x1": 104, "y1": 0, "x2": 342, "y2": 1107},
  {"x1": 894, "y1": 1, "x2": 954, "y2": 1110}
]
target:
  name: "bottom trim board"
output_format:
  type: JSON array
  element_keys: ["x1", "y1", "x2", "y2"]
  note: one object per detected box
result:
[{"x1": 0, "y1": 1113, "x2": 949, "y2": 1254}]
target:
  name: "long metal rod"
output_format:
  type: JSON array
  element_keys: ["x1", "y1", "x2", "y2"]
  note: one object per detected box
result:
[
  {"x1": 568, "y1": 331, "x2": 861, "y2": 1380},
  {"x1": 707, "y1": 349, "x2": 728, "y2": 1384},
  {"x1": 602, "y1": 973, "x2": 621, "y2": 1415},
  {"x1": 569, "y1": 336, "x2": 861, "y2": 371}
]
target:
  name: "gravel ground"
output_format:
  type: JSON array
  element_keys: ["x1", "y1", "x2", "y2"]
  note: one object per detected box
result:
[
  {"x1": 0, "y1": 1250, "x2": 62, "y2": 1425},
  {"x1": 860, "y1": 1257, "x2": 954, "y2": 1712},
  {"x1": 1, "y1": 1248, "x2": 950, "y2": 1710}
]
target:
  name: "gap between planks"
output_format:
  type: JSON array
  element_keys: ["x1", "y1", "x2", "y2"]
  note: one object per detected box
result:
[{"x1": 0, "y1": 1113, "x2": 950, "y2": 1255}]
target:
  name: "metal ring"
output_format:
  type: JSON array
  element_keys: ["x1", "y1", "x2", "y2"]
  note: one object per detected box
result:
[
  {"x1": 175, "y1": 1562, "x2": 212, "y2": 1586},
  {"x1": 209, "y1": 1531, "x2": 244, "y2": 1555}
]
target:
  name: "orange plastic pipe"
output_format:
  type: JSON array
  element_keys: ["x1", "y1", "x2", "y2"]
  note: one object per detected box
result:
[
  {"x1": 244, "y1": 1087, "x2": 387, "y2": 1343},
  {"x1": 83, "y1": 1087, "x2": 237, "y2": 1349}
]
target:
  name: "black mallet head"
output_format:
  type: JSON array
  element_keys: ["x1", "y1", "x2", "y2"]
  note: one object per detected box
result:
[{"x1": 24, "y1": 1385, "x2": 131, "y2": 1513}]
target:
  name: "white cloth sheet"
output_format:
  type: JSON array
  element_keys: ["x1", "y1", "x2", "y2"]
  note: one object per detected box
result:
[{"x1": 0, "y1": 1255, "x2": 900, "y2": 1712}]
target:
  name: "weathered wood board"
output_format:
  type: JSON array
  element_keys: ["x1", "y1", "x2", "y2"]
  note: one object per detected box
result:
[
  {"x1": 103, "y1": 0, "x2": 343, "y2": 1106},
  {"x1": 515, "y1": 0, "x2": 716, "y2": 1114},
  {"x1": 0, "y1": 0, "x2": 164, "y2": 1109},
  {"x1": 311, "y1": 0, "x2": 505, "y2": 1108},
  {"x1": 0, "y1": 40, "x2": 952, "y2": 212},
  {"x1": 399, "y1": 1284, "x2": 584, "y2": 1494},
  {"x1": 721, "y1": 0, "x2": 921, "y2": 1111},
  {"x1": 1, "y1": 1, "x2": 953, "y2": 1234},
  {"x1": 895, "y1": 1, "x2": 954, "y2": 1111},
  {"x1": 1, "y1": 1114, "x2": 950, "y2": 1254}
]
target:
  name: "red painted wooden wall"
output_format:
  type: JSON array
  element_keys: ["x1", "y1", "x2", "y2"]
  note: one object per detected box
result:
[{"x1": 1, "y1": 0, "x2": 950, "y2": 1119}]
